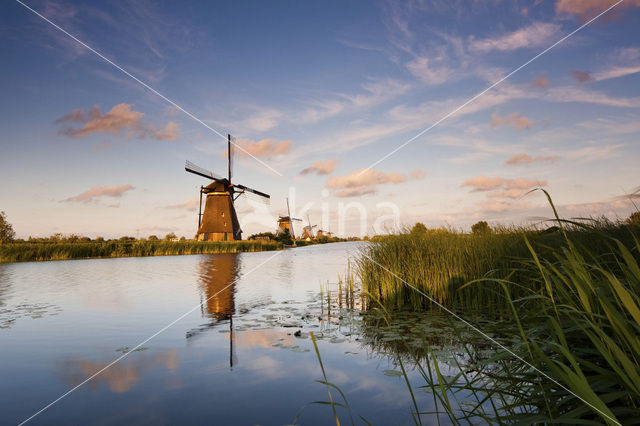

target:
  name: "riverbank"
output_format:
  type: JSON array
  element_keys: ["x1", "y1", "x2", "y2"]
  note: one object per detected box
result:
[
  {"x1": 354, "y1": 218, "x2": 640, "y2": 424},
  {"x1": 0, "y1": 240, "x2": 283, "y2": 263}
]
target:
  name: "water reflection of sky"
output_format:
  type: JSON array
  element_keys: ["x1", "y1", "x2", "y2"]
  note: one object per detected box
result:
[{"x1": 0, "y1": 243, "x2": 467, "y2": 425}]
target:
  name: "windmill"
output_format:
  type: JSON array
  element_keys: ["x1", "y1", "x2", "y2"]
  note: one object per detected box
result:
[
  {"x1": 301, "y1": 214, "x2": 317, "y2": 240},
  {"x1": 185, "y1": 134, "x2": 270, "y2": 241},
  {"x1": 276, "y1": 198, "x2": 302, "y2": 239}
]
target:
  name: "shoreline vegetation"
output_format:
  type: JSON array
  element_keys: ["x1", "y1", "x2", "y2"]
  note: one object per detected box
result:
[
  {"x1": 353, "y1": 206, "x2": 640, "y2": 424},
  {"x1": 0, "y1": 239, "x2": 284, "y2": 263},
  {"x1": 0, "y1": 228, "x2": 356, "y2": 263},
  {"x1": 0, "y1": 209, "x2": 358, "y2": 262}
]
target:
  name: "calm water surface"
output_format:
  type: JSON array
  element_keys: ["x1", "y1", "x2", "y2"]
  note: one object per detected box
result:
[{"x1": 1, "y1": 242, "x2": 465, "y2": 425}]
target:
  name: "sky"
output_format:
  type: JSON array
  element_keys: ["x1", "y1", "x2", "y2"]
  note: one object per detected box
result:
[{"x1": 1, "y1": 0, "x2": 639, "y2": 239}]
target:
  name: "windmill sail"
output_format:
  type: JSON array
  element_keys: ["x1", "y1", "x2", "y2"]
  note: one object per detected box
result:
[
  {"x1": 228, "y1": 134, "x2": 233, "y2": 182},
  {"x1": 185, "y1": 161, "x2": 224, "y2": 181},
  {"x1": 235, "y1": 184, "x2": 270, "y2": 199}
]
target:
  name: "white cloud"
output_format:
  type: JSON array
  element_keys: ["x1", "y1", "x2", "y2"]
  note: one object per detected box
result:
[
  {"x1": 406, "y1": 56, "x2": 453, "y2": 85},
  {"x1": 232, "y1": 108, "x2": 283, "y2": 132},
  {"x1": 469, "y1": 22, "x2": 560, "y2": 52},
  {"x1": 564, "y1": 144, "x2": 623, "y2": 161}
]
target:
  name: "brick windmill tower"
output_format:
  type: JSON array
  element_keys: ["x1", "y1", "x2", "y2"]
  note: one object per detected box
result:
[{"x1": 185, "y1": 134, "x2": 270, "y2": 241}]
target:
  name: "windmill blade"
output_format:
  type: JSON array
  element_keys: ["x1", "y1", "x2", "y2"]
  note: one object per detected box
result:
[
  {"x1": 228, "y1": 134, "x2": 236, "y2": 183},
  {"x1": 291, "y1": 217, "x2": 303, "y2": 221},
  {"x1": 237, "y1": 190, "x2": 270, "y2": 205},
  {"x1": 235, "y1": 184, "x2": 270, "y2": 199},
  {"x1": 185, "y1": 160, "x2": 224, "y2": 181}
]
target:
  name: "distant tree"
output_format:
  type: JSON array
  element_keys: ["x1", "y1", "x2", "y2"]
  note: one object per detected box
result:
[
  {"x1": 119, "y1": 236, "x2": 135, "y2": 242},
  {"x1": 0, "y1": 211, "x2": 16, "y2": 243},
  {"x1": 49, "y1": 233, "x2": 63, "y2": 242},
  {"x1": 95, "y1": 237, "x2": 105, "y2": 242},
  {"x1": 248, "y1": 232, "x2": 276, "y2": 240},
  {"x1": 148, "y1": 235, "x2": 159, "y2": 241},
  {"x1": 411, "y1": 222, "x2": 428, "y2": 234},
  {"x1": 627, "y1": 211, "x2": 640, "y2": 225},
  {"x1": 471, "y1": 221, "x2": 492, "y2": 235},
  {"x1": 179, "y1": 236, "x2": 186, "y2": 242},
  {"x1": 275, "y1": 229, "x2": 293, "y2": 245},
  {"x1": 316, "y1": 235, "x2": 329, "y2": 244},
  {"x1": 164, "y1": 232, "x2": 178, "y2": 241}
]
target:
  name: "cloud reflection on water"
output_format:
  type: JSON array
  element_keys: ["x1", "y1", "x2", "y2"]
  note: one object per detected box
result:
[{"x1": 62, "y1": 349, "x2": 179, "y2": 393}]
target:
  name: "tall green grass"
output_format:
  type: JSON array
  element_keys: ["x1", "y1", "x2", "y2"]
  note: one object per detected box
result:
[
  {"x1": 356, "y1": 220, "x2": 638, "y2": 313},
  {"x1": 0, "y1": 240, "x2": 282, "y2": 262},
  {"x1": 355, "y1": 210, "x2": 640, "y2": 424}
]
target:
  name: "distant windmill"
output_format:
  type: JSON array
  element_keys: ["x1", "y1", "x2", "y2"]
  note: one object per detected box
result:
[
  {"x1": 185, "y1": 134, "x2": 270, "y2": 241},
  {"x1": 301, "y1": 214, "x2": 317, "y2": 240},
  {"x1": 276, "y1": 198, "x2": 302, "y2": 239}
]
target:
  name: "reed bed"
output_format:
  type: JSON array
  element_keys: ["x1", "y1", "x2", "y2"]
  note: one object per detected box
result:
[
  {"x1": 356, "y1": 220, "x2": 638, "y2": 313},
  {"x1": 355, "y1": 212, "x2": 640, "y2": 424},
  {"x1": 0, "y1": 240, "x2": 282, "y2": 262}
]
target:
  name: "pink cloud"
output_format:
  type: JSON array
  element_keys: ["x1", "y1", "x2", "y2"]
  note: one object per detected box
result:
[
  {"x1": 487, "y1": 189, "x2": 530, "y2": 199},
  {"x1": 571, "y1": 70, "x2": 594, "y2": 83},
  {"x1": 491, "y1": 112, "x2": 533, "y2": 130},
  {"x1": 232, "y1": 138, "x2": 292, "y2": 158},
  {"x1": 504, "y1": 153, "x2": 559, "y2": 166},
  {"x1": 300, "y1": 159, "x2": 337, "y2": 176},
  {"x1": 334, "y1": 187, "x2": 378, "y2": 198},
  {"x1": 556, "y1": 0, "x2": 640, "y2": 22},
  {"x1": 326, "y1": 168, "x2": 418, "y2": 198},
  {"x1": 477, "y1": 199, "x2": 517, "y2": 213},
  {"x1": 462, "y1": 176, "x2": 507, "y2": 192},
  {"x1": 153, "y1": 121, "x2": 179, "y2": 141},
  {"x1": 55, "y1": 103, "x2": 179, "y2": 141},
  {"x1": 165, "y1": 198, "x2": 200, "y2": 211},
  {"x1": 63, "y1": 184, "x2": 135, "y2": 204},
  {"x1": 54, "y1": 108, "x2": 86, "y2": 123},
  {"x1": 327, "y1": 168, "x2": 407, "y2": 189},
  {"x1": 462, "y1": 176, "x2": 546, "y2": 199},
  {"x1": 410, "y1": 169, "x2": 426, "y2": 179},
  {"x1": 532, "y1": 76, "x2": 549, "y2": 88}
]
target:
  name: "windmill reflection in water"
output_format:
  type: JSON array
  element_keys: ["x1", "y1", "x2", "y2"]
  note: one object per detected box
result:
[{"x1": 186, "y1": 254, "x2": 240, "y2": 368}]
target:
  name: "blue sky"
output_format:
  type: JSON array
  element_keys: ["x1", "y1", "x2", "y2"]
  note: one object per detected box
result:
[{"x1": 1, "y1": 0, "x2": 639, "y2": 238}]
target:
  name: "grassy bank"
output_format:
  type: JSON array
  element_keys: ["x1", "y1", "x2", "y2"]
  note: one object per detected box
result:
[
  {"x1": 0, "y1": 240, "x2": 283, "y2": 262},
  {"x1": 355, "y1": 216, "x2": 640, "y2": 424}
]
